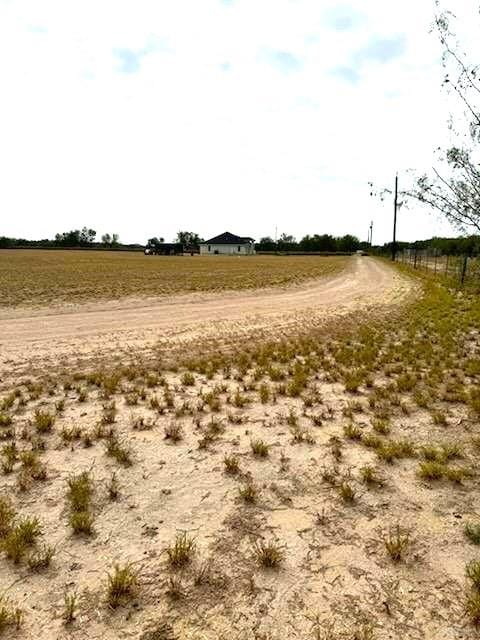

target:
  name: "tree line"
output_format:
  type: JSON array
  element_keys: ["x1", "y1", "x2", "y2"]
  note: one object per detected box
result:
[
  {"x1": 0, "y1": 228, "x2": 122, "y2": 249},
  {"x1": 256, "y1": 233, "x2": 363, "y2": 252},
  {"x1": 376, "y1": 235, "x2": 480, "y2": 257}
]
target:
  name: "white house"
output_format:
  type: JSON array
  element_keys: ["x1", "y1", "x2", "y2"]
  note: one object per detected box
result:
[{"x1": 200, "y1": 231, "x2": 256, "y2": 255}]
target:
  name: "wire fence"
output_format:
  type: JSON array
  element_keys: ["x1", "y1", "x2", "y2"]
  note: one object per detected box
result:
[{"x1": 396, "y1": 248, "x2": 480, "y2": 290}]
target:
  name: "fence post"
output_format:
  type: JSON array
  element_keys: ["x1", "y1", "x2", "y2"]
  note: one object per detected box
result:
[
  {"x1": 414, "y1": 249, "x2": 418, "y2": 269},
  {"x1": 434, "y1": 251, "x2": 437, "y2": 275},
  {"x1": 461, "y1": 255, "x2": 468, "y2": 286},
  {"x1": 445, "y1": 255, "x2": 449, "y2": 276}
]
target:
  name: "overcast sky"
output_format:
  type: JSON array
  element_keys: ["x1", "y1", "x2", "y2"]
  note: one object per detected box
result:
[{"x1": 0, "y1": 0, "x2": 478, "y2": 245}]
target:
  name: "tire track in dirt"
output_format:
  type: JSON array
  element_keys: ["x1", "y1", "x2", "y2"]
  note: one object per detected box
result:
[{"x1": 0, "y1": 257, "x2": 415, "y2": 372}]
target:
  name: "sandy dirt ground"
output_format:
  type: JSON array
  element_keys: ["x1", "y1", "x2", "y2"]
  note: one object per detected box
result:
[
  {"x1": 0, "y1": 257, "x2": 413, "y2": 375},
  {"x1": 8, "y1": 258, "x2": 476, "y2": 640}
]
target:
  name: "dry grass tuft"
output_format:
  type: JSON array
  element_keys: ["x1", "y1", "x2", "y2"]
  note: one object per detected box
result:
[
  {"x1": 167, "y1": 532, "x2": 196, "y2": 568},
  {"x1": 253, "y1": 539, "x2": 285, "y2": 568},
  {"x1": 383, "y1": 525, "x2": 410, "y2": 562}
]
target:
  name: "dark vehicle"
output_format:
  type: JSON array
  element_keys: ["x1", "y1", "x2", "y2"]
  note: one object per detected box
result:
[{"x1": 144, "y1": 242, "x2": 183, "y2": 255}]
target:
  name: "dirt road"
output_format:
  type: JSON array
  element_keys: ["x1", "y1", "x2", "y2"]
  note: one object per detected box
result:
[{"x1": 0, "y1": 257, "x2": 414, "y2": 372}]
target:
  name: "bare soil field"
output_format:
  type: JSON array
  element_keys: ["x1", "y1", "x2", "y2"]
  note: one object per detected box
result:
[
  {"x1": 0, "y1": 250, "x2": 348, "y2": 308},
  {"x1": 0, "y1": 257, "x2": 409, "y2": 375},
  {"x1": 1, "y1": 258, "x2": 480, "y2": 640}
]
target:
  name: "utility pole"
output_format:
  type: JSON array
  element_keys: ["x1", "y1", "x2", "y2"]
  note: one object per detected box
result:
[
  {"x1": 369, "y1": 221, "x2": 373, "y2": 246},
  {"x1": 392, "y1": 174, "x2": 398, "y2": 262}
]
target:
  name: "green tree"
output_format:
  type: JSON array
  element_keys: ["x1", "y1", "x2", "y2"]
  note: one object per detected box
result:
[
  {"x1": 409, "y1": 4, "x2": 480, "y2": 233},
  {"x1": 101, "y1": 233, "x2": 120, "y2": 246},
  {"x1": 147, "y1": 237, "x2": 165, "y2": 247},
  {"x1": 175, "y1": 231, "x2": 203, "y2": 246},
  {"x1": 337, "y1": 234, "x2": 360, "y2": 252},
  {"x1": 79, "y1": 227, "x2": 96, "y2": 245}
]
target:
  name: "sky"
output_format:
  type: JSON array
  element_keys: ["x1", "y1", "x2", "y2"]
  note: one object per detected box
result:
[{"x1": 0, "y1": 0, "x2": 478, "y2": 245}]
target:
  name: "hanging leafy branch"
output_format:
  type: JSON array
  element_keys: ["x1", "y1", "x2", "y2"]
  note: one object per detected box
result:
[
  {"x1": 371, "y1": 4, "x2": 480, "y2": 234},
  {"x1": 408, "y1": 3, "x2": 480, "y2": 233}
]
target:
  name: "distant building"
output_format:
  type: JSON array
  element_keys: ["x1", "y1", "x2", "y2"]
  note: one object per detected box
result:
[{"x1": 200, "y1": 231, "x2": 255, "y2": 256}]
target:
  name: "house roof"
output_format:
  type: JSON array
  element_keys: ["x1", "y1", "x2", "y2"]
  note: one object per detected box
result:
[{"x1": 202, "y1": 231, "x2": 255, "y2": 245}]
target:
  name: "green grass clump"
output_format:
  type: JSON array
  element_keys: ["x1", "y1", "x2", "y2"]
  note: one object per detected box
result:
[
  {"x1": 418, "y1": 460, "x2": 446, "y2": 480},
  {"x1": 223, "y1": 455, "x2": 240, "y2": 475},
  {"x1": 239, "y1": 482, "x2": 258, "y2": 503},
  {"x1": 465, "y1": 523, "x2": 480, "y2": 545},
  {"x1": 3, "y1": 517, "x2": 42, "y2": 563},
  {"x1": 67, "y1": 471, "x2": 92, "y2": 512},
  {"x1": 106, "y1": 563, "x2": 138, "y2": 608},
  {"x1": 343, "y1": 423, "x2": 362, "y2": 440},
  {"x1": 362, "y1": 433, "x2": 383, "y2": 449},
  {"x1": 0, "y1": 496, "x2": 15, "y2": 538},
  {"x1": 0, "y1": 596, "x2": 23, "y2": 632},
  {"x1": 250, "y1": 439, "x2": 269, "y2": 457},
  {"x1": 0, "y1": 413, "x2": 12, "y2": 427},
  {"x1": 339, "y1": 481, "x2": 356, "y2": 502},
  {"x1": 105, "y1": 434, "x2": 133, "y2": 466},
  {"x1": 33, "y1": 409, "x2": 55, "y2": 433},
  {"x1": 167, "y1": 532, "x2": 196, "y2": 567},
  {"x1": 181, "y1": 372, "x2": 195, "y2": 386},
  {"x1": 383, "y1": 525, "x2": 410, "y2": 562},
  {"x1": 360, "y1": 464, "x2": 384, "y2": 487},
  {"x1": 66, "y1": 471, "x2": 94, "y2": 535}
]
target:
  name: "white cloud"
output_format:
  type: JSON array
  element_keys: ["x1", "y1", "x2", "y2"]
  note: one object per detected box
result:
[{"x1": 0, "y1": 0, "x2": 478, "y2": 244}]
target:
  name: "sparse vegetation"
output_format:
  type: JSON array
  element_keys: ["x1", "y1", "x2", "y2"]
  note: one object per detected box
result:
[
  {"x1": 106, "y1": 563, "x2": 138, "y2": 608},
  {"x1": 250, "y1": 439, "x2": 269, "y2": 457},
  {"x1": 4, "y1": 249, "x2": 480, "y2": 634},
  {"x1": 383, "y1": 525, "x2": 410, "y2": 562},
  {"x1": 253, "y1": 539, "x2": 285, "y2": 568},
  {"x1": 167, "y1": 532, "x2": 196, "y2": 568}
]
